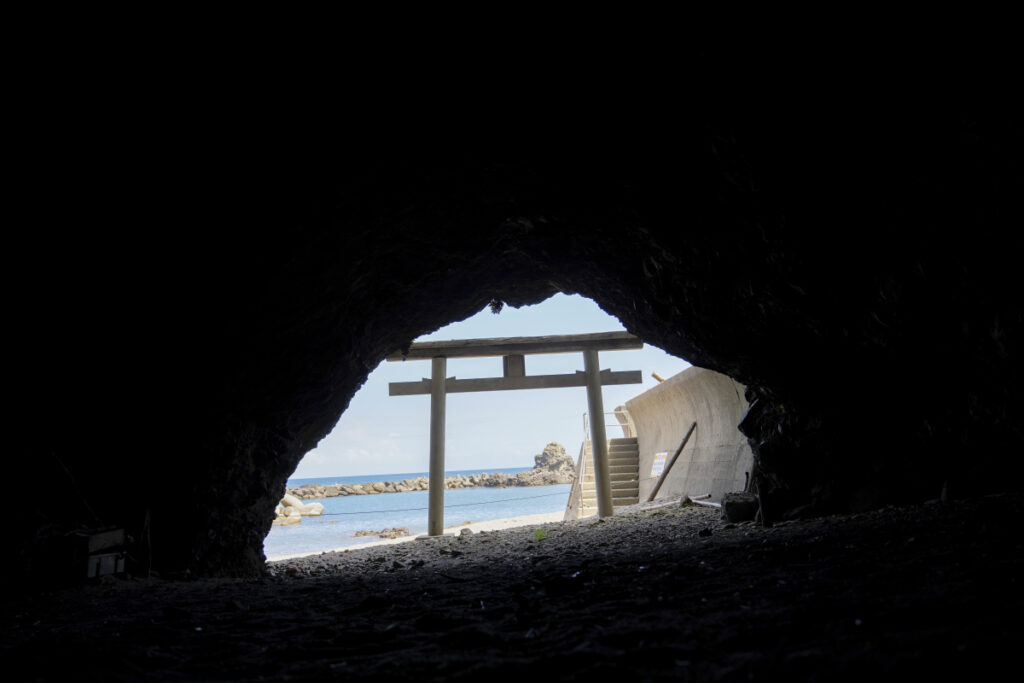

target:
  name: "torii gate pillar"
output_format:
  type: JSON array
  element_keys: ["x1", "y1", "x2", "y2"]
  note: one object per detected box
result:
[
  {"x1": 583, "y1": 349, "x2": 614, "y2": 518},
  {"x1": 428, "y1": 357, "x2": 447, "y2": 536}
]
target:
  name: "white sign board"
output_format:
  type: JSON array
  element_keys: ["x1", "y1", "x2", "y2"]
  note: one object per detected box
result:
[{"x1": 650, "y1": 452, "x2": 669, "y2": 477}]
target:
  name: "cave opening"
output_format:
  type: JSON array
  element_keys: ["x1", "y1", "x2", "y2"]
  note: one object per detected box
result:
[
  {"x1": 6, "y1": 98, "x2": 1022, "y2": 678},
  {"x1": 265, "y1": 293, "x2": 693, "y2": 559}
]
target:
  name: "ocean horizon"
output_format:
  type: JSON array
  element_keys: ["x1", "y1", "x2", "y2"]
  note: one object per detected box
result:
[
  {"x1": 267, "y1": 467, "x2": 571, "y2": 559},
  {"x1": 286, "y1": 465, "x2": 533, "y2": 489}
]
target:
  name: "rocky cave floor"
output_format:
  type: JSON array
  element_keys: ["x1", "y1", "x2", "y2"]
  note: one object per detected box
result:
[{"x1": 4, "y1": 493, "x2": 1022, "y2": 682}]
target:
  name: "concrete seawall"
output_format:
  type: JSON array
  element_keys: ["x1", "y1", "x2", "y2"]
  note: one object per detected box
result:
[{"x1": 625, "y1": 367, "x2": 753, "y2": 503}]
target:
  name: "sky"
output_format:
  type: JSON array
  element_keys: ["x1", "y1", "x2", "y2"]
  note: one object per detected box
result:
[{"x1": 292, "y1": 294, "x2": 693, "y2": 477}]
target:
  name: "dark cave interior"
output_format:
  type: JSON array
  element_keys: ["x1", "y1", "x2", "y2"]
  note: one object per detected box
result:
[{"x1": 5, "y1": 48, "x2": 1023, "y2": 679}]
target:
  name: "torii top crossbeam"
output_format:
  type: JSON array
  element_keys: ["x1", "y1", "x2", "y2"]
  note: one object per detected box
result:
[
  {"x1": 387, "y1": 332, "x2": 643, "y2": 396},
  {"x1": 385, "y1": 331, "x2": 643, "y2": 360},
  {"x1": 387, "y1": 331, "x2": 643, "y2": 535}
]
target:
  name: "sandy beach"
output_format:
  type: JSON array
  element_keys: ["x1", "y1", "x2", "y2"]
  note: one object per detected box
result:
[{"x1": 266, "y1": 510, "x2": 567, "y2": 561}]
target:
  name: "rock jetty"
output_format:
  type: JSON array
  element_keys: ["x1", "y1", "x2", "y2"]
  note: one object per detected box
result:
[{"x1": 287, "y1": 443, "x2": 576, "y2": 501}]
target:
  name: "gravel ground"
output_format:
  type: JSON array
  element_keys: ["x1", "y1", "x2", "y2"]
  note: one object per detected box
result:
[{"x1": 3, "y1": 494, "x2": 1021, "y2": 681}]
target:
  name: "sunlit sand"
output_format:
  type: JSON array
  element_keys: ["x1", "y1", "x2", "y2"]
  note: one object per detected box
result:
[{"x1": 265, "y1": 511, "x2": 565, "y2": 561}]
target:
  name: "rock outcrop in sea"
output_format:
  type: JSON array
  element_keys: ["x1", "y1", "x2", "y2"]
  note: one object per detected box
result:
[{"x1": 286, "y1": 443, "x2": 575, "y2": 501}]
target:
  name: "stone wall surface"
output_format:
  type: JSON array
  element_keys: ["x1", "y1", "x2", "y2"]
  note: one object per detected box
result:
[
  {"x1": 9, "y1": 51, "x2": 1023, "y2": 579},
  {"x1": 626, "y1": 367, "x2": 753, "y2": 504}
]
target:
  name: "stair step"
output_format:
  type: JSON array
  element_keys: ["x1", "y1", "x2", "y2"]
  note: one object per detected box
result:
[
  {"x1": 581, "y1": 497, "x2": 640, "y2": 507},
  {"x1": 586, "y1": 441, "x2": 637, "y2": 449},
  {"x1": 576, "y1": 435, "x2": 639, "y2": 515},
  {"x1": 584, "y1": 488, "x2": 639, "y2": 496},
  {"x1": 586, "y1": 475, "x2": 636, "y2": 483},
  {"x1": 584, "y1": 459, "x2": 638, "y2": 468},
  {"x1": 583, "y1": 486, "x2": 639, "y2": 494},
  {"x1": 582, "y1": 472, "x2": 635, "y2": 482},
  {"x1": 585, "y1": 458, "x2": 638, "y2": 468}
]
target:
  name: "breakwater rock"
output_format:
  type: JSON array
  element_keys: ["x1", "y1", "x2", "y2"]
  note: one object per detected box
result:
[
  {"x1": 288, "y1": 443, "x2": 575, "y2": 501},
  {"x1": 271, "y1": 493, "x2": 325, "y2": 526},
  {"x1": 354, "y1": 527, "x2": 411, "y2": 539}
]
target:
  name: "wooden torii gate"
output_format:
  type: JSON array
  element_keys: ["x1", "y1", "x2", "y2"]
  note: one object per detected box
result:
[{"x1": 387, "y1": 331, "x2": 643, "y2": 535}]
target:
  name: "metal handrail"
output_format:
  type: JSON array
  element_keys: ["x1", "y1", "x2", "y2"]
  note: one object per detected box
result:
[
  {"x1": 582, "y1": 410, "x2": 634, "y2": 438},
  {"x1": 563, "y1": 441, "x2": 587, "y2": 521}
]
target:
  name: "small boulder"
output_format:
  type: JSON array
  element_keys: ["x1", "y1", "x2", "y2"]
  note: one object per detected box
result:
[
  {"x1": 354, "y1": 527, "x2": 410, "y2": 539},
  {"x1": 721, "y1": 492, "x2": 759, "y2": 522},
  {"x1": 378, "y1": 527, "x2": 410, "y2": 539}
]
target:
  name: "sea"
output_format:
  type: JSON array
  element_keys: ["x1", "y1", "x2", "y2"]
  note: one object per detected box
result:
[{"x1": 264, "y1": 467, "x2": 571, "y2": 559}]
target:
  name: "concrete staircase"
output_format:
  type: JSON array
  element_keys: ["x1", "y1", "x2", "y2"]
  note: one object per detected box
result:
[{"x1": 580, "y1": 436, "x2": 640, "y2": 516}]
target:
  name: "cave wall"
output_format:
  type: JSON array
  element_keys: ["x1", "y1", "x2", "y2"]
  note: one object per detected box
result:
[{"x1": 9, "y1": 55, "x2": 1022, "y2": 580}]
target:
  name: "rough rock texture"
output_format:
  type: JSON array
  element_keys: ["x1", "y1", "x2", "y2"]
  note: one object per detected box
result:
[
  {"x1": 721, "y1": 492, "x2": 759, "y2": 523},
  {"x1": 3, "y1": 494, "x2": 1020, "y2": 680},
  {"x1": 9, "y1": 48, "x2": 1023, "y2": 580},
  {"x1": 516, "y1": 443, "x2": 576, "y2": 486},
  {"x1": 533, "y1": 443, "x2": 573, "y2": 474}
]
